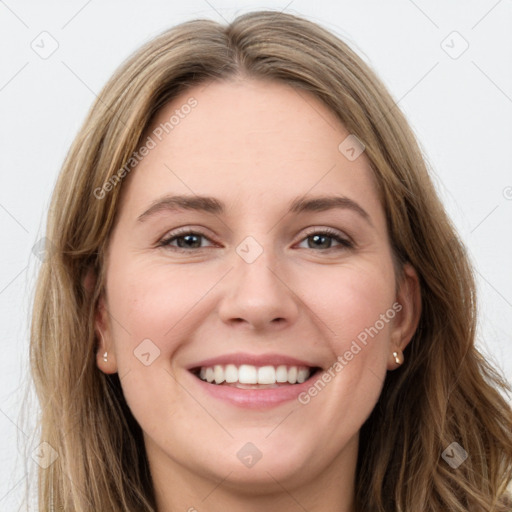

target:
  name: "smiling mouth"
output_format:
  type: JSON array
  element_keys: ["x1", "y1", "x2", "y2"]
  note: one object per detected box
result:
[{"x1": 190, "y1": 364, "x2": 322, "y2": 389}]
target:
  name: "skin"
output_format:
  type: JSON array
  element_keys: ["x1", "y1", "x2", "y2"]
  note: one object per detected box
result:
[{"x1": 93, "y1": 77, "x2": 421, "y2": 512}]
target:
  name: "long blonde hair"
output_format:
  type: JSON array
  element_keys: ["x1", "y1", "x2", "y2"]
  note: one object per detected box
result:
[{"x1": 29, "y1": 10, "x2": 512, "y2": 511}]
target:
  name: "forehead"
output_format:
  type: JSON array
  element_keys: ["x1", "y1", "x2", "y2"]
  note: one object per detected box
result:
[{"x1": 116, "y1": 78, "x2": 381, "y2": 222}]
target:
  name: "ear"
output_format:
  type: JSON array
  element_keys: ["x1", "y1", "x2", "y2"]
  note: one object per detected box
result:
[
  {"x1": 387, "y1": 262, "x2": 421, "y2": 370},
  {"x1": 83, "y1": 267, "x2": 118, "y2": 374}
]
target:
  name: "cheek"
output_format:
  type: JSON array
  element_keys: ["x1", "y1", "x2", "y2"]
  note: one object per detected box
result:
[
  {"x1": 337, "y1": 269, "x2": 396, "y2": 376},
  {"x1": 104, "y1": 263, "x2": 208, "y2": 433},
  {"x1": 108, "y1": 262, "x2": 210, "y2": 356},
  {"x1": 296, "y1": 260, "x2": 396, "y2": 419},
  {"x1": 332, "y1": 269, "x2": 396, "y2": 350},
  {"x1": 299, "y1": 258, "x2": 396, "y2": 349},
  {"x1": 104, "y1": 261, "x2": 227, "y2": 419}
]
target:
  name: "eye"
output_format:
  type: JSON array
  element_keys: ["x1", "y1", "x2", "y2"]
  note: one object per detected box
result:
[
  {"x1": 297, "y1": 227, "x2": 353, "y2": 251},
  {"x1": 158, "y1": 228, "x2": 215, "y2": 251}
]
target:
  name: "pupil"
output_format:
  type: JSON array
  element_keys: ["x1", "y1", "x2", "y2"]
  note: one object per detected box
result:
[
  {"x1": 178, "y1": 234, "x2": 200, "y2": 248},
  {"x1": 310, "y1": 234, "x2": 330, "y2": 249}
]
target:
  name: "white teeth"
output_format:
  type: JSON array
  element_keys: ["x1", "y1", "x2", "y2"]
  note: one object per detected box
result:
[
  {"x1": 195, "y1": 363, "x2": 313, "y2": 385},
  {"x1": 225, "y1": 364, "x2": 238, "y2": 383},
  {"x1": 287, "y1": 366, "x2": 297, "y2": 384},
  {"x1": 205, "y1": 367, "x2": 214, "y2": 383},
  {"x1": 214, "y1": 365, "x2": 224, "y2": 384},
  {"x1": 238, "y1": 364, "x2": 258, "y2": 384},
  {"x1": 258, "y1": 366, "x2": 276, "y2": 385},
  {"x1": 275, "y1": 365, "x2": 288, "y2": 383},
  {"x1": 297, "y1": 368, "x2": 309, "y2": 383}
]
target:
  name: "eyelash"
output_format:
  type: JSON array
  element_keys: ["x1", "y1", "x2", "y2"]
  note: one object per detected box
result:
[{"x1": 158, "y1": 227, "x2": 354, "y2": 253}]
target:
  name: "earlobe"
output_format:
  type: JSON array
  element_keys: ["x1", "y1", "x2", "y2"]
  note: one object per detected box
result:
[
  {"x1": 95, "y1": 329, "x2": 118, "y2": 374},
  {"x1": 95, "y1": 294, "x2": 118, "y2": 374},
  {"x1": 388, "y1": 262, "x2": 422, "y2": 370}
]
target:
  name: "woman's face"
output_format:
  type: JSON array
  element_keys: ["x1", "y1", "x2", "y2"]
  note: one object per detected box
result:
[{"x1": 95, "y1": 78, "x2": 419, "y2": 501}]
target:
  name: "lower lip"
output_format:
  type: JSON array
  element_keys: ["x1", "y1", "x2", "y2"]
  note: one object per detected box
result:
[{"x1": 188, "y1": 371, "x2": 320, "y2": 409}]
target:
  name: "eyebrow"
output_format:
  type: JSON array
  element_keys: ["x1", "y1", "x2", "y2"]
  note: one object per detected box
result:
[{"x1": 137, "y1": 194, "x2": 373, "y2": 226}]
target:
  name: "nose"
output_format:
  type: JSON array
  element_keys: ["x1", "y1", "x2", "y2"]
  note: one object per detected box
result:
[{"x1": 217, "y1": 242, "x2": 300, "y2": 332}]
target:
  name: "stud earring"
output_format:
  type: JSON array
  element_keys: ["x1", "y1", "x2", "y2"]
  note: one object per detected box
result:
[
  {"x1": 392, "y1": 351, "x2": 402, "y2": 365},
  {"x1": 98, "y1": 331, "x2": 108, "y2": 363}
]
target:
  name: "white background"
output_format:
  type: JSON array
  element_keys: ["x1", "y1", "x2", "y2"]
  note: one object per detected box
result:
[{"x1": 1, "y1": 0, "x2": 511, "y2": 509}]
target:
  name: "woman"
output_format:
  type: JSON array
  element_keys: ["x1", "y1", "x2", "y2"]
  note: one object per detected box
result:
[{"x1": 29, "y1": 10, "x2": 512, "y2": 512}]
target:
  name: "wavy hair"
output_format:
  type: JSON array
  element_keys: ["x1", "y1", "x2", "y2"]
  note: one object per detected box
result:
[{"x1": 29, "y1": 10, "x2": 512, "y2": 511}]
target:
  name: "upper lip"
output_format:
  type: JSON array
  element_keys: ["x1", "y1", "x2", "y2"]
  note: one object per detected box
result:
[{"x1": 186, "y1": 352, "x2": 323, "y2": 370}]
